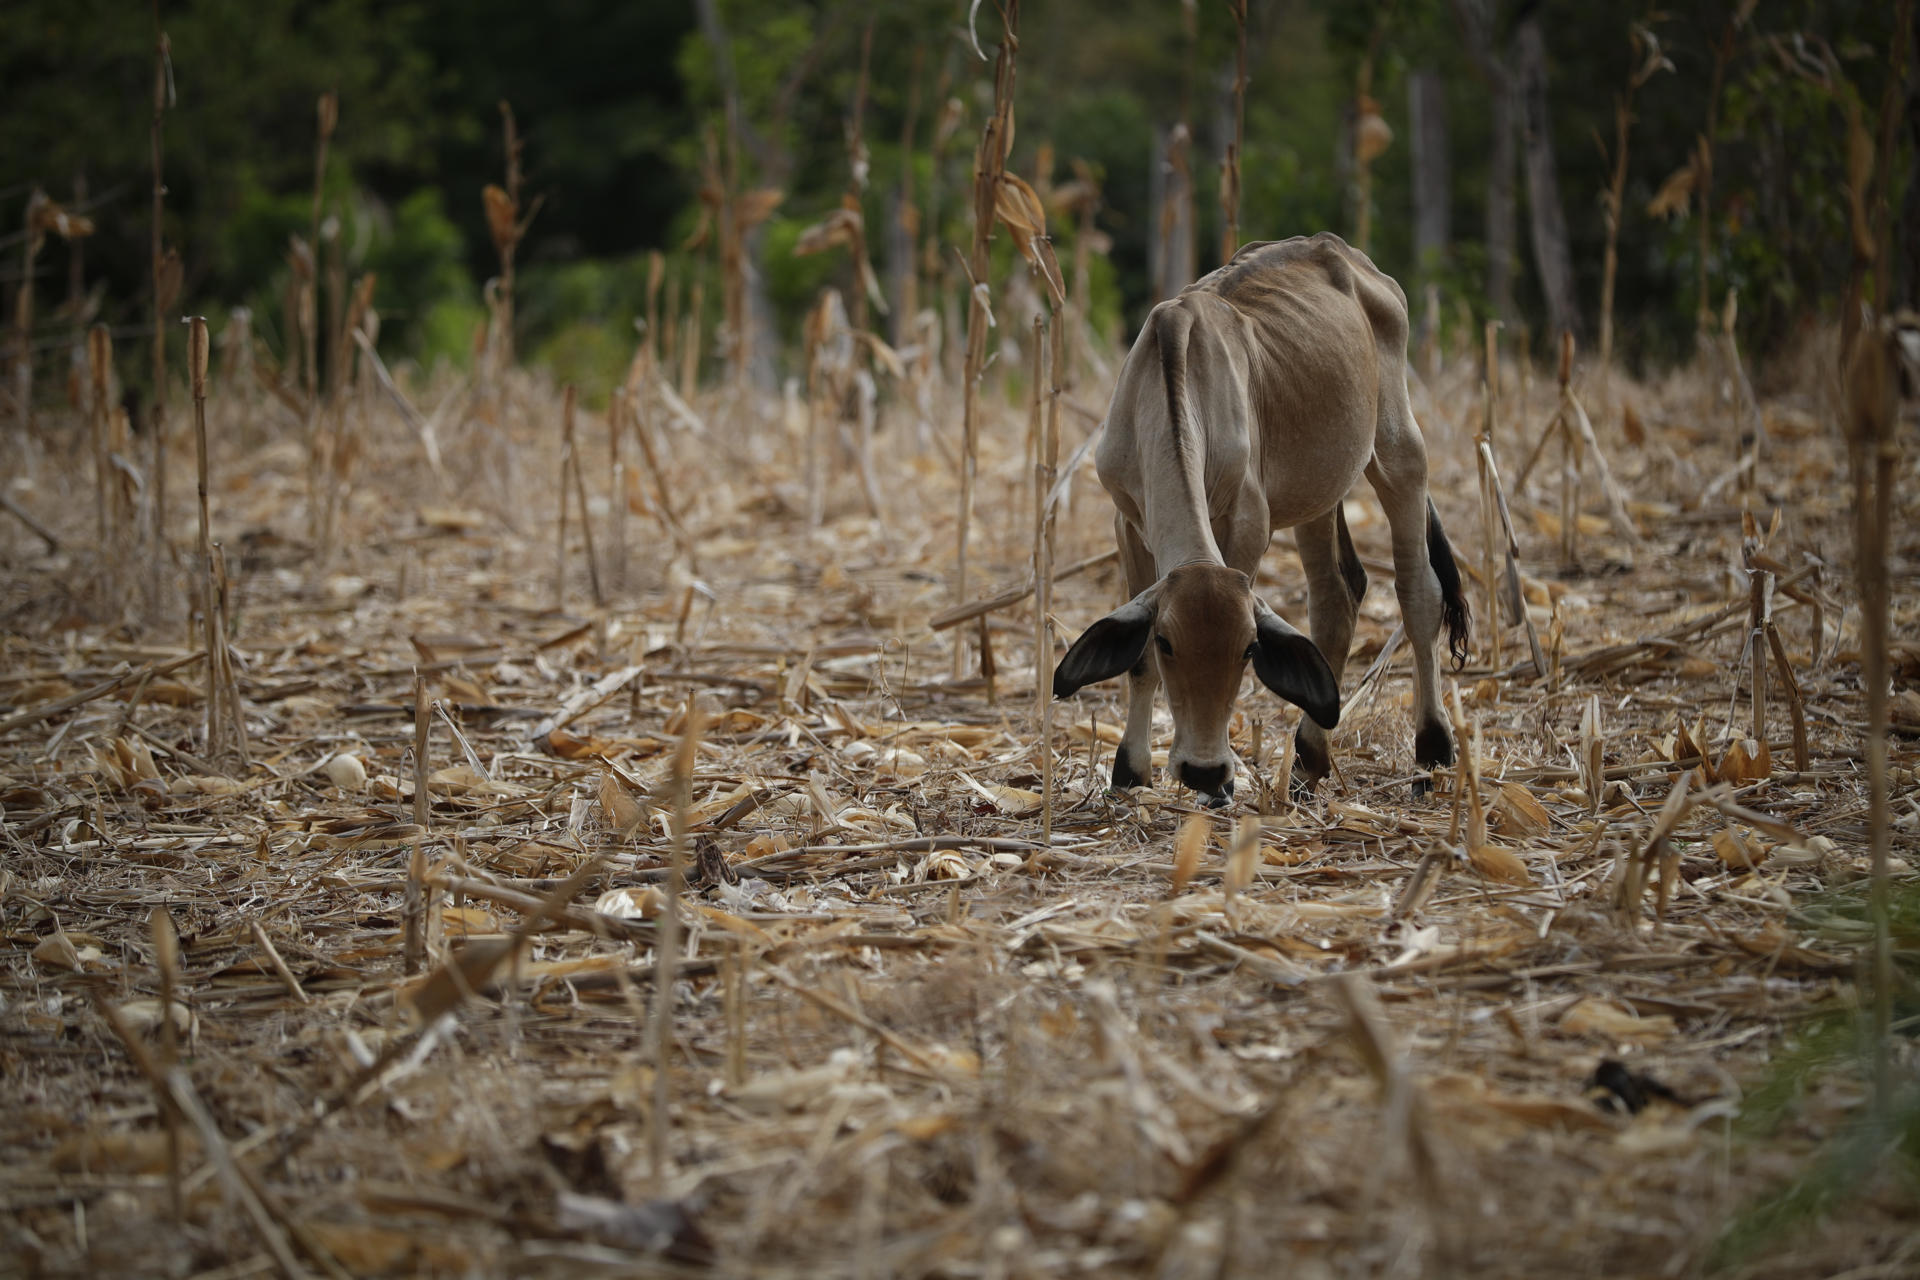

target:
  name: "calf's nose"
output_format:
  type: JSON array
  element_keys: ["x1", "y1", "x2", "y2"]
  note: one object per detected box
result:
[{"x1": 1179, "y1": 761, "x2": 1233, "y2": 802}]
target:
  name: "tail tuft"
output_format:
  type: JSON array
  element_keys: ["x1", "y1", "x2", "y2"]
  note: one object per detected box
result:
[{"x1": 1426, "y1": 498, "x2": 1471, "y2": 669}]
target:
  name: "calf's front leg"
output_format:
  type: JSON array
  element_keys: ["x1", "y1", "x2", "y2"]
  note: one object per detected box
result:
[
  {"x1": 1113, "y1": 516, "x2": 1160, "y2": 790},
  {"x1": 1114, "y1": 651, "x2": 1160, "y2": 790}
]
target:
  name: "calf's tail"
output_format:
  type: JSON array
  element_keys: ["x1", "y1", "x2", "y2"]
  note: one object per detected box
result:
[{"x1": 1425, "y1": 497, "x2": 1471, "y2": 668}]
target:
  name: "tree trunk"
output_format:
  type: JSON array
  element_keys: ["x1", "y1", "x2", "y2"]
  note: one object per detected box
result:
[
  {"x1": 1149, "y1": 123, "x2": 1196, "y2": 302},
  {"x1": 1215, "y1": 56, "x2": 1239, "y2": 263},
  {"x1": 740, "y1": 225, "x2": 779, "y2": 391},
  {"x1": 695, "y1": 0, "x2": 789, "y2": 391},
  {"x1": 1409, "y1": 68, "x2": 1450, "y2": 276},
  {"x1": 1903, "y1": 18, "x2": 1920, "y2": 310},
  {"x1": 1486, "y1": 76, "x2": 1517, "y2": 322},
  {"x1": 1333, "y1": 96, "x2": 1356, "y2": 245},
  {"x1": 1515, "y1": 16, "x2": 1580, "y2": 341},
  {"x1": 1453, "y1": 0, "x2": 1516, "y2": 322},
  {"x1": 885, "y1": 187, "x2": 917, "y2": 348}
]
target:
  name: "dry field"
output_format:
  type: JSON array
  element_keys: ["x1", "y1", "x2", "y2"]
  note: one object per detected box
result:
[{"x1": 2, "y1": 333, "x2": 1916, "y2": 1279}]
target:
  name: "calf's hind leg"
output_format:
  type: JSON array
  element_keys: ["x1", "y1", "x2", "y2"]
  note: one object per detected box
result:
[{"x1": 1365, "y1": 433, "x2": 1454, "y2": 787}]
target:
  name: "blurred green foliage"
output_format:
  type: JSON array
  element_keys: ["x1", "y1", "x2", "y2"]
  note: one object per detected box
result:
[
  {"x1": 3, "y1": 0, "x2": 1914, "y2": 399},
  {"x1": 1705, "y1": 874, "x2": 1920, "y2": 1271}
]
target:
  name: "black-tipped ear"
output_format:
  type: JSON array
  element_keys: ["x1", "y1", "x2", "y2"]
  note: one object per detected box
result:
[
  {"x1": 1054, "y1": 600, "x2": 1154, "y2": 697},
  {"x1": 1252, "y1": 601, "x2": 1340, "y2": 728}
]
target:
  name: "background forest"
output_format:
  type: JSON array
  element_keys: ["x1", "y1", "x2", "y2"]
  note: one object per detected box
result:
[{"x1": 4, "y1": 0, "x2": 1915, "y2": 405}]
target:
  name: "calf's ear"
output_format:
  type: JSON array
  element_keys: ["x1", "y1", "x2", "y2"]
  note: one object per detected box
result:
[
  {"x1": 1054, "y1": 598, "x2": 1155, "y2": 697},
  {"x1": 1251, "y1": 598, "x2": 1340, "y2": 728}
]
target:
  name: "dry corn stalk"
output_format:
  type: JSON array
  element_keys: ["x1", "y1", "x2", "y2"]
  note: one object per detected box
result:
[
  {"x1": 75, "y1": 324, "x2": 140, "y2": 618},
  {"x1": 148, "y1": 20, "x2": 172, "y2": 457},
  {"x1": 1477, "y1": 323, "x2": 1503, "y2": 666},
  {"x1": 609, "y1": 389, "x2": 628, "y2": 594},
  {"x1": 1048, "y1": 161, "x2": 1103, "y2": 390},
  {"x1": 186, "y1": 317, "x2": 247, "y2": 769},
  {"x1": 894, "y1": 45, "x2": 925, "y2": 342},
  {"x1": 1616, "y1": 772, "x2": 1690, "y2": 920},
  {"x1": 1219, "y1": 0, "x2": 1248, "y2": 265},
  {"x1": 1349, "y1": 11, "x2": 1392, "y2": 254},
  {"x1": 923, "y1": 90, "x2": 965, "y2": 385},
  {"x1": 1330, "y1": 973, "x2": 1443, "y2": 1233},
  {"x1": 1556, "y1": 337, "x2": 1581, "y2": 565},
  {"x1": 218, "y1": 307, "x2": 257, "y2": 419},
  {"x1": 692, "y1": 129, "x2": 737, "y2": 391},
  {"x1": 152, "y1": 908, "x2": 183, "y2": 1220},
  {"x1": 1579, "y1": 694, "x2": 1604, "y2": 811},
  {"x1": 1690, "y1": 2, "x2": 1754, "y2": 334},
  {"x1": 661, "y1": 270, "x2": 680, "y2": 374},
  {"x1": 795, "y1": 205, "x2": 887, "y2": 330},
  {"x1": 85, "y1": 324, "x2": 113, "y2": 553},
  {"x1": 406, "y1": 673, "x2": 431, "y2": 975},
  {"x1": 321, "y1": 215, "x2": 346, "y2": 400},
  {"x1": 284, "y1": 232, "x2": 315, "y2": 411},
  {"x1": 482, "y1": 101, "x2": 542, "y2": 382},
  {"x1": 1513, "y1": 333, "x2": 1639, "y2": 562},
  {"x1": 1739, "y1": 511, "x2": 1782, "y2": 780},
  {"x1": 1844, "y1": 317, "x2": 1899, "y2": 1108},
  {"x1": 1597, "y1": 20, "x2": 1671, "y2": 391},
  {"x1": 11, "y1": 191, "x2": 95, "y2": 431},
  {"x1": 1838, "y1": 0, "x2": 1911, "y2": 1099},
  {"x1": 1028, "y1": 315, "x2": 1053, "y2": 829},
  {"x1": 680, "y1": 278, "x2": 704, "y2": 399},
  {"x1": 954, "y1": 0, "x2": 1021, "y2": 676},
  {"x1": 645, "y1": 250, "x2": 664, "y2": 368},
  {"x1": 1704, "y1": 289, "x2": 1767, "y2": 501},
  {"x1": 553, "y1": 386, "x2": 604, "y2": 609},
  {"x1": 1038, "y1": 311, "x2": 1064, "y2": 836},
  {"x1": 651, "y1": 696, "x2": 705, "y2": 1185},
  {"x1": 802, "y1": 290, "x2": 880, "y2": 526},
  {"x1": 1473, "y1": 435, "x2": 1543, "y2": 677},
  {"x1": 1156, "y1": 122, "x2": 1194, "y2": 299},
  {"x1": 621, "y1": 348, "x2": 696, "y2": 569},
  {"x1": 317, "y1": 272, "x2": 376, "y2": 561},
  {"x1": 306, "y1": 91, "x2": 336, "y2": 407},
  {"x1": 791, "y1": 180, "x2": 895, "y2": 526},
  {"x1": 687, "y1": 118, "x2": 781, "y2": 397},
  {"x1": 845, "y1": 20, "x2": 878, "y2": 338}
]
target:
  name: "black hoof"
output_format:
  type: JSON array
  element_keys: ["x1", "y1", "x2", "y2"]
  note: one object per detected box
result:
[
  {"x1": 1414, "y1": 721, "x2": 1455, "y2": 771},
  {"x1": 1411, "y1": 775, "x2": 1434, "y2": 801},
  {"x1": 1294, "y1": 729, "x2": 1331, "y2": 783},
  {"x1": 1111, "y1": 753, "x2": 1148, "y2": 791},
  {"x1": 1202, "y1": 788, "x2": 1233, "y2": 810},
  {"x1": 1288, "y1": 770, "x2": 1318, "y2": 802}
]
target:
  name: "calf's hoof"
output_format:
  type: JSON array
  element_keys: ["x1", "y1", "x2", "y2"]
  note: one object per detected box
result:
[
  {"x1": 1289, "y1": 730, "x2": 1331, "y2": 802},
  {"x1": 1110, "y1": 753, "x2": 1149, "y2": 793},
  {"x1": 1414, "y1": 721, "x2": 1455, "y2": 770},
  {"x1": 1412, "y1": 720, "x2": 1454, "y2": 801}
]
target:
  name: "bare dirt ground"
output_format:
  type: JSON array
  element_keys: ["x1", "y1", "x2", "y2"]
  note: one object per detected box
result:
[{"x1": 2, "y1": 335, "x2": 1917, "y2": 1279}]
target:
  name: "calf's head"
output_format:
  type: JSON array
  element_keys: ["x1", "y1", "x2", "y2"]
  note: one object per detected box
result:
[{"x1": 1053, "y1": 563, "x2": 1339, "y2": 805}]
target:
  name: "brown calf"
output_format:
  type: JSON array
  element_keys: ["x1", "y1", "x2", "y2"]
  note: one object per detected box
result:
[{"x1": 1054, "y1": 233, "x2": 1469, "y2": 805}]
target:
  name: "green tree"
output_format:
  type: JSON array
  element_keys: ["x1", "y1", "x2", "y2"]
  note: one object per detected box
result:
[{"x1": 4, "y1": 0, "x2": 439, "y2": 345}]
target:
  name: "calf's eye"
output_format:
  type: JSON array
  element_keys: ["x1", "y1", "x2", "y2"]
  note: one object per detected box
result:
[
  {"x1": 1243, "y1": 643, "x2": 1257, "y2": 661},
  {"x1": 1154, "y1": 634, "x2": 1172, "y2": 656}
]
